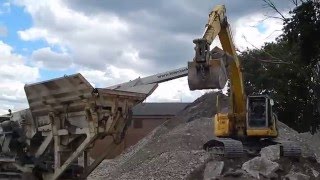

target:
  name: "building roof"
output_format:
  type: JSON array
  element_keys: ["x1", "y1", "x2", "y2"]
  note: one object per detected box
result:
[{"x1": 132, "y1": 102, "x2": 189, "y2": 116}]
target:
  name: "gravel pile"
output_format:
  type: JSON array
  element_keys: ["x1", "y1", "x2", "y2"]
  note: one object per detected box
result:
[
  {"x1": 89, "y1": 116, "x2": 214, "y2": 180},
  {"x1": 299, "y1": 131, "x2": 320, "y2": 162},
  {"x1": 89, "y1": 92, "x2": 320, "y2": 180}
]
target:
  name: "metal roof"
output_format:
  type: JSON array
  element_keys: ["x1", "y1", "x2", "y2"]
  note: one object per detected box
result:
[{"x1": 132, "y1": 103, "x2": 189, "y2": 116}]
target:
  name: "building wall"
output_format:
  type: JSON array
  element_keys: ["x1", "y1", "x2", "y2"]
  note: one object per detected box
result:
[{"x1": 90, "y1": 116, "x2": 171, "y2": 159}]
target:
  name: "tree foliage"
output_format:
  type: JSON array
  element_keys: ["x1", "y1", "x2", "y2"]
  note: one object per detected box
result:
[{"x1": 240, "y1": 0, "x2": 320, "y2": 133}]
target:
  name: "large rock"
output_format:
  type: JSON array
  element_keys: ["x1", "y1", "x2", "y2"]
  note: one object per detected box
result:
[
  {"x1": 284, "y1": 171, "x2": 310, "y2": 180},
  {"x1": 260, "y1": 145, "x2": 280, "y2": 161},
  {"x1": 311, "y1": 168, "x2": 319, "y2": 178},
  {"x1": 203, "y1": 161, "x2": 224, "y2": 180},
  {"x1": 242, "y1": 156, "x2": 279, "y2": 179},
  {"x1": 223, "y1": 168, "x2": 245, "y2": 178}
]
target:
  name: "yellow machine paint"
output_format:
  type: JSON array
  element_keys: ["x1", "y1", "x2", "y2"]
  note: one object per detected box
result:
[
  {"x1": 188, "y1": 5, "x2": 278, "y2": 140},
  {"x1": 214, "y1": 113, "x2": 230, "y2": 137},
  {"x1": 246, "y1": 129, "x2": 278, "y2": 137}
]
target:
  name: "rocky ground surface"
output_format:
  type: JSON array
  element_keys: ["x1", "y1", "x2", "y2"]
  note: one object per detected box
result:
[{"x1": 89, "y1": 92, "x2": 320, "y2": 180}]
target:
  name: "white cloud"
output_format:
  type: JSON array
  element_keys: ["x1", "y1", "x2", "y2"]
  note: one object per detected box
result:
[
  {"x1": 17, "y1": 0, "x2": 136, "y2": 71},
  {"x1": 19, "y1": 28, "x2": 56, "y2": 43},
  {"x1": 0, "y1": 81, "x2": 26, "y2": 102},
  {"x1": 13, "y1": 0, "x2": 291, "y2": 105},
  {"x1": 0, "y1": 41, "x2": 39, "y2": 113},
  {"x1": 80, "y1": 65, "x2": 141, "y2": 88},
  {"x1": 31, "y1": 47, "x2": 73, "y2": 70},
  {"x1": 146, "y1": 77, "x2": 207, "y2": 102},
  {"x1": 0, "y1": 41, "x2": 39, "y2": 82},
  {"x1": 233, "y1": 13, "x2": 283, "y2": 51}
]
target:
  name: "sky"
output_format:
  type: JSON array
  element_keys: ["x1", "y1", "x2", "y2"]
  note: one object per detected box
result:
[{"x1": 0, "y1": 0, "x2": 296, "y2": 114}]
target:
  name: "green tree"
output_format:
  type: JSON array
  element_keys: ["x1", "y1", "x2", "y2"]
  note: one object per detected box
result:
[{"x1": 240, "y1": 0, "x2": 320, "y2": 133}]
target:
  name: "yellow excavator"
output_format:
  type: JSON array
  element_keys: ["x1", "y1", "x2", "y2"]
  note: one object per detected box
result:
[{"x1": 188, "y1": 5, "x2": 301, "y2": 157}]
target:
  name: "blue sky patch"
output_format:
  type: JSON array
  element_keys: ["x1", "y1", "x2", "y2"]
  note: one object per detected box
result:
[
  {"x1": 0, "y1": 4, "x2": 49, "y2": 57},
  {"x1": 39, "y1": 68, "x2": 77, "y2": 81},
  {"x1": 256, "y1": 22, "x2": 267, "y2": 33},
  {"x1": 0, "y1": 2, "x2": 76, "y2": 81}
]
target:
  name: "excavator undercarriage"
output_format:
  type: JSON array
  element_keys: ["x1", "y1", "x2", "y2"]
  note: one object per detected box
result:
[{"x1": 203, "y1": 138, "x2": 301, "y2": 158}]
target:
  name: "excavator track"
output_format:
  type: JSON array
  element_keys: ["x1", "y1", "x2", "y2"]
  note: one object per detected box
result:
[
  {"x1": 279, "y1": 141, "x2": 301, "y2": 158},
  {"x1": 204, "y1": 138, "x2": 301, "y2": 159},
  {"x1": 203, "y1": 138, "x2": 244, "y2": 158}
]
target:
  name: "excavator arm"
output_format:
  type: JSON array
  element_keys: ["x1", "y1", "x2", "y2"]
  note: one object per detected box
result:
[{"x1": 188, "y1": 5, "x2": 246, "y2": 115}]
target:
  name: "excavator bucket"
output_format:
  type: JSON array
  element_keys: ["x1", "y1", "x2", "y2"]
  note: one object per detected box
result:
[{"x1": 188, "y1": 58, "x2": 228, "y2": 90}]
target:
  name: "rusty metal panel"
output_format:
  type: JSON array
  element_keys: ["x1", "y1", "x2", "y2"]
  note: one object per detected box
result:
[
  {"x1": 24, "y1": 74, "x2": 93, "y2": 117},
  {"x1": 108, "y1": 83, "x2": 158, "y2": 97},
  {"x1": 97, "y1": 88, "x2": 148, "y2": 100},
  {"x1": 24, "y1": 73, "x2": 148, "y2": 118},
  {"x1": 20, "y1": 73, "x2": 152, "y2": 179}
]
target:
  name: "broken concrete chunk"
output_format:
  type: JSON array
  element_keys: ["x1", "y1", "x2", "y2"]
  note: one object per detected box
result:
[
  {"x1": 316, "y1": 154, "x2": 320, "y2": 164},
  {"x1": 203, "y1": 161, "x2": 224, "y2": 180},
  {"x1": 260, "y1": 145, "x2": 280, "y2": 161},
  {"x1": 284, "y1": 171, "x2": 310, "y2": 180},
  {"x1": 303, "y1": 153, "x2": 318, "y2": 163},
  {"x1": 242, "y1": 156, "x2": 279, "y2": 179},
  {"x1": 267, "y1": 172, "x2": 278, "y2": 179},
  {"x1": 311, "y1": 168, "x2": 319, "y2": 178},
  {"x1": 223, "y1": 169, "x2": 244, "y2": 177}
]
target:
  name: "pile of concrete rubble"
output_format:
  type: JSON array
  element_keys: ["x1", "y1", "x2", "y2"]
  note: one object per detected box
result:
[{"x1": 89, "y1": 92, "x2": 320, "y2": 180}]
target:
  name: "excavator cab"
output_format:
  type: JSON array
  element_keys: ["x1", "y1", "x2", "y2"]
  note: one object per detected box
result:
[
  {"x1": 247, "y1": 96, "x2": 268, "y2": 128},
  {"x1": 246, "y1": 95, "x2": 278, "y2": 137}
]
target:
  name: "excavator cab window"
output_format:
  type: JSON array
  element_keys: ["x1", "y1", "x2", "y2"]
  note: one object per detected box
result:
[{"x1": 247, "y1": 96, "x2": 268, "y2": 128}]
